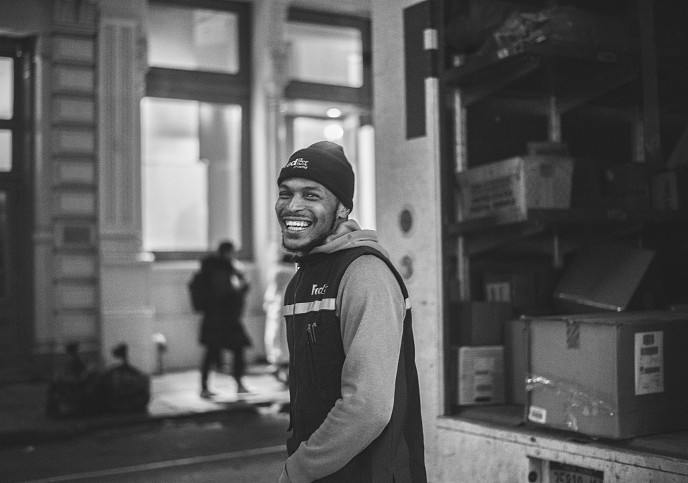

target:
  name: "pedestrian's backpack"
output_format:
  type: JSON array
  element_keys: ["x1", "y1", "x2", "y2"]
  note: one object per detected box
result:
[{"x1": 188, "y1": 270, "x2": 210, "y2": 312}]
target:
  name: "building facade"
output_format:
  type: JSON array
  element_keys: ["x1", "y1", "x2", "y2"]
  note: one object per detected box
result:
[{"x1": 0, "y1": 0, "x2": 379, "y2": 377}]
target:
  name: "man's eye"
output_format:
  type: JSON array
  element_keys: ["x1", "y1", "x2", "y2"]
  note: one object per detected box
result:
[{"x1": 304, "y1": 193, "x2": 320, "y2": 200}]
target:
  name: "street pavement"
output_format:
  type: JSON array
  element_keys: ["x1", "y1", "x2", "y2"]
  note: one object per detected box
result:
[
  {"x1": 1, "y1": 404, "x2": 290, "y2": 482},
  {"x1": 0, "y1": 364, "x2": 290, "y2": 448}
]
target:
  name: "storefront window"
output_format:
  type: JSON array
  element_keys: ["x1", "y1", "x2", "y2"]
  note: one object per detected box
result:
[
  {"x1": 0, "y1": 57, "x2": 12, "y2": 172},
  {"x1": 144, "y1": 0, "x2": 252, "y2": 258},
  {"x1": 283, "y1": 10, "x2": 374, "y2": 229},
  {"x1": 142, "y1": 97, "x2": 243, "y2": 252},
  {"x1": 0, "y1": 57, "x2": 12, "y2": 119},
  {"x1": 0, "y1": 130, "x2": 10, "y2": 172}
]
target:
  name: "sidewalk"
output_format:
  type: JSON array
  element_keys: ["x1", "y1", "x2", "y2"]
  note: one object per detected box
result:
[{"x1": 0, "y1": 365, "x2": 289, "y2": 448}]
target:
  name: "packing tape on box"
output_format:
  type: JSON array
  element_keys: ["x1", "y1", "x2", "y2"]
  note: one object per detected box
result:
[{"x1": 526, "y1": 374, "x2": 616, "y2": 432}]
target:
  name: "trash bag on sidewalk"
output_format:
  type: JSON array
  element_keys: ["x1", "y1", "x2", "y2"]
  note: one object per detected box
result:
[
  {"x1": 99, "y1": 364, "x2": 150, "y2": 413},
  {"x1": 98, "y1": 343, "x2": 150, "y2": 413},
  {"x1": 45, "y1": 342, "x2": 150, "y2": 418}
]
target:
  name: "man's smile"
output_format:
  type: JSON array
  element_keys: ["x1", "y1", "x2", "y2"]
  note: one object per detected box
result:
[{"x1": 284, "y1": 219, "x2": 313, "y2": 233}]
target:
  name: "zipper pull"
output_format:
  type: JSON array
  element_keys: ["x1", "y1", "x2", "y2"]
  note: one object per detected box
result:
[{"x1": 306, "y1": 323, "x2": 317, "y2": 343}]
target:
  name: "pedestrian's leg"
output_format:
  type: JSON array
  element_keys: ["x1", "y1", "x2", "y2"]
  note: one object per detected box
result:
[
  {"x1": 200, "y1": 346, "x2": 221, "y2": 398},
  {"x1": 233, "y1": 347, "x2": 248, "y2": 393}
]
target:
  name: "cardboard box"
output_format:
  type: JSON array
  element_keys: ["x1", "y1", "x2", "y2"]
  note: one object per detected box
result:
[
  {"x1": 553, "y1": 243, "x2": 655, "y2": 313},
  {"x1": 450, "y1": 301, "x2": 511, "y2": 346},
  {"x1": 651, "y1": 167, "x2": 688, "y2": 211},
  {"x1": 456, "y1": 345, "x2": 505, "y2": 405},
  {"x1": 456, "y1": 155, "x2": 574, "y2": 224},
  {"x1": 503, "y1": 318, "x2": 528, "y2": 405},
  {"x1": 526, "y1": 311, "x2": 688, "y2": 439}
]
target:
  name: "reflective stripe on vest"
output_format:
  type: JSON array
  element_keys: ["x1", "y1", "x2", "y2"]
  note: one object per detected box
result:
[{"x1": 282, "y1": 297, "x2": 412, "y2": 317}]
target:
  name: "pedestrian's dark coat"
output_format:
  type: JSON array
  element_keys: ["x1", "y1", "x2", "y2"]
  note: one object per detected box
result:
[{"x1": 198, "y1": 255, "x2": 251, "y2": 350}]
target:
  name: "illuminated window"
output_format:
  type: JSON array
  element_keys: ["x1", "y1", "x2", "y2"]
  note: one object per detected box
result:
[
  {"x1": 285, "y1": 22, "x2": 362, "y2": 87},
  {"x1": 142, "y1": 98, "x2": 243, "y2": 252},
  {"x1": 0, "y1": 57, "x2": 12, "y2": 119},
  {"x1": 147, "y1": 4, "x2": 239, "y2": 74},
  {"x1": 0, "y1": 57, "x2": 12, "y2": 172},
  {"x1": 144, "y1": 1, "x2": 251, "y2": 258},
  {"x1": 283, "y1": 8, "x2": 375, "y2": 230},
  {"x1": 0, "y1": 131, "x2": 10, "y2": 172}
]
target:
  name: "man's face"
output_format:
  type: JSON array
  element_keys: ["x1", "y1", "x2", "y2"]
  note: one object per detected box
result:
[{"x1": 275, "y1": 178, "x2": 341, "y2": 254}]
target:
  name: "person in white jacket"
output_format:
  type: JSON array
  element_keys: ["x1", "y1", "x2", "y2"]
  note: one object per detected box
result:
[
  {"x1": 274, "y1": 141, "x2": 426, "y2": 483},
  {"x1": 263, "y1": 253, "x2": 294, "y2": 386}
]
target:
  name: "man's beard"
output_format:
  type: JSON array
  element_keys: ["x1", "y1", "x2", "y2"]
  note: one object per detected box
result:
[{"x1": 281, "y1": 214, "x2": 338, "y2": 256}]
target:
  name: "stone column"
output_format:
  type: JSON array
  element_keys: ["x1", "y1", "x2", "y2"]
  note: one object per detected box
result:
[{"x1": 97, "y1": 3, "x2": 154, "y2": 372}]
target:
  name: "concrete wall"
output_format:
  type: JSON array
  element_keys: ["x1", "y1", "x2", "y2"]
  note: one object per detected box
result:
[{"x1": 371, "y1": 0, "x2": 443, "y2": 476}]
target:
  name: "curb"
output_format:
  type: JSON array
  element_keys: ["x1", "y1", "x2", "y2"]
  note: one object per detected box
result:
[{"x1": 0, "y1": 401, "x2": 258, "y2": 449}]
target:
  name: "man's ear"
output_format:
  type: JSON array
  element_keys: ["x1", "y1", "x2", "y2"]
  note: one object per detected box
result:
[{"x1": 336, "y1": 203, "x2": 351, "y2": 220}]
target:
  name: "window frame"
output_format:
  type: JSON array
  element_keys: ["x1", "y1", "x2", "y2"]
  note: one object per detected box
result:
[
  {"x1": 284, "y1": 7, "x2": 372, "y2": 108},
  {"x1": 144, "y1": 0, "x2": 252, "y2": 260}
]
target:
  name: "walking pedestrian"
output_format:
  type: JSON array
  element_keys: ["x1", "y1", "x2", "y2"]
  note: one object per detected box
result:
[
  {"x1": 194, "y1": 240, "x2": 251, "y2": 398},
  {"x1": 274, "y1": 141, "x2": 427, "y2": 482}
]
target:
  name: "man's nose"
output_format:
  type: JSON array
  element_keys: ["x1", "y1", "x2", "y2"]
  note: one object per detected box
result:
[{"x1": 286, "y1": 194, "x2": 305, "y2": 211}]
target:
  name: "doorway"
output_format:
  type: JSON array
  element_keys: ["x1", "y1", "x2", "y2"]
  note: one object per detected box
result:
[{"x1": 0, "y1": 37, "x2": 34, "y2": 381}]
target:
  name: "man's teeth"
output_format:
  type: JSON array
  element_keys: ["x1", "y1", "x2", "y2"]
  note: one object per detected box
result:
[{"x1": 285, "y1": 220, "x2": 311, "y2": 231}]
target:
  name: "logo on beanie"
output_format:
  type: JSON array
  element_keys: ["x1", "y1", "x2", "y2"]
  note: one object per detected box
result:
[{"x1": 285, "y1": 158, "x2": 309, "y2": 169}]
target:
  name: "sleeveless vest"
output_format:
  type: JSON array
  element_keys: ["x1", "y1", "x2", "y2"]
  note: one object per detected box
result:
[{"x1": 282, "y1": 246, "x2": 427, "y2": 482}]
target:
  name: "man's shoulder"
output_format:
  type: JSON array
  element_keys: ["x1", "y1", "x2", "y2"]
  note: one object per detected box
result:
[{"x1": 342, "y1": 252, "x2": 396, "y2": 283}]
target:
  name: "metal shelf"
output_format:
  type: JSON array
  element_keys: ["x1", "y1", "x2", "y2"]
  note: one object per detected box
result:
[{"x1": 443, "y1": 42, "x2": 639, "y2": 109}]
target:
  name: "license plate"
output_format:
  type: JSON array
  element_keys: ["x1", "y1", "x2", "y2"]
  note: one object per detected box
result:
[{"x1": 549, "y1": 462, "x2": 604, "y2": 483}]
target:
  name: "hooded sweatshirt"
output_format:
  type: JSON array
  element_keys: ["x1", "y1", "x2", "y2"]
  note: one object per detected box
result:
[{"x1": 279, "y1": 220, "x2": 426, "y2": 482}]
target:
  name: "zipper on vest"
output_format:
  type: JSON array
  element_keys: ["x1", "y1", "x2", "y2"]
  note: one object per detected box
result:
[{"x1": 306, "y1": 322, "x2": 318, "y2": 386}]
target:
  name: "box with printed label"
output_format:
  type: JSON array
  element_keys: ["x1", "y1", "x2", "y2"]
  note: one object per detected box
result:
[
  {"x1": 526, "y1": 311, "x2": 688, "y2": 439},
  {"x1": 456, "y1": 345, "x2": 505, "y2": 406},
  {"x1": 455, "y1": 155, "x2": 574, "y2": 224}
]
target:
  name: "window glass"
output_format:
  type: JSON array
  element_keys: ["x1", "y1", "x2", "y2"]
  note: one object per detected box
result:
[
  {"x1": 293, "y1": 116, "x2": 344, "y2": 149},
  {"x1": 0, "y1": 57, "x2": 12, "y2": 120},
  {"x1": 147, "y1": 4, "x2": 239, "y2": 74},
  {"x1": 141, "y1": 97, "x2": 242, "y2": 252},
  {"x1": 0, "y1": 57, "x2": 14, "y2": 119},
  {"x1": 0, "y1": 130, "x2": 11, "y2": 172},
  {"x1": 285, "y1": 22, "x2": 362, "y2": 87}
]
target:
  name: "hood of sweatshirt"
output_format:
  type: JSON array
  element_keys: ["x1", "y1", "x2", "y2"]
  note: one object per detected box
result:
[{"x1": 304, "y1": 219, "x2": 389, "y2": 259}]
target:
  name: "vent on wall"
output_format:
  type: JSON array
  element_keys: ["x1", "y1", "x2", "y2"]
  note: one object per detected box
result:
[{"x1": 60, "y1": 224, "x2": 94, "y2": 247}]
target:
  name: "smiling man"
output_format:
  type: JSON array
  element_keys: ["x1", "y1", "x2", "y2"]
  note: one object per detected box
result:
[{"x1": 275, "y1": 141, "x2": 427, "y2": 483}]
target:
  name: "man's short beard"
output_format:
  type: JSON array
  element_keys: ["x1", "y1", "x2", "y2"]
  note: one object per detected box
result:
[{"x1": 281, "y1": 212, "x2": 339, "y2": 256}]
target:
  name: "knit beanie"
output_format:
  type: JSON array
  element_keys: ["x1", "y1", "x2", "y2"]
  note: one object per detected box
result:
[{"x1": 277, "y1": 141, "x2": 355, "y2": 210}]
